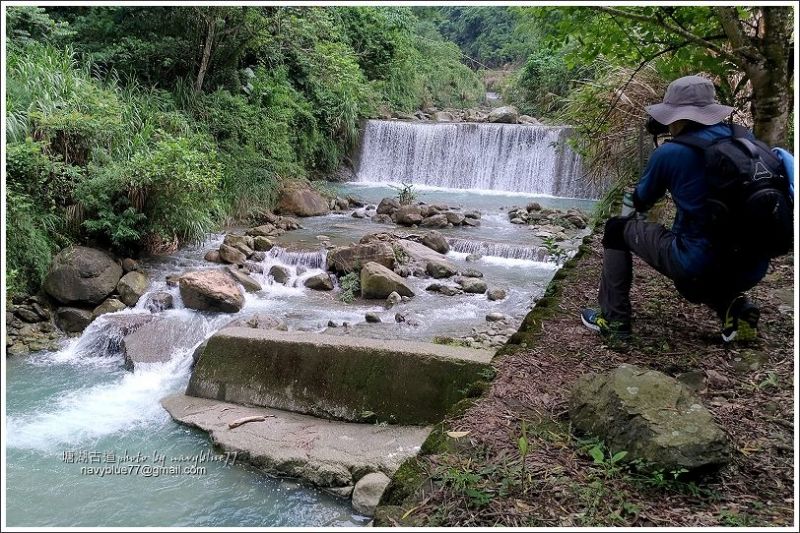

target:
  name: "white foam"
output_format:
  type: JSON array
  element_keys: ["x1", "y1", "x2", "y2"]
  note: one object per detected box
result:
[
  {"x1": 6, "y1": 354, "x2": 193, "y2": 451},
  {"x1": 446, "y1": 250, "x2": 558, "y2": 270}
]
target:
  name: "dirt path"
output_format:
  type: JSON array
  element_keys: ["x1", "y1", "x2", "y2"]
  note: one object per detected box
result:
[{"x1": 376, "y1": 232, "x2": 795, "y2": 527}]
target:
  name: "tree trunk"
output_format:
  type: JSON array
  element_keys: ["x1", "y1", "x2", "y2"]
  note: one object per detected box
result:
[
  {"x1": 748, "y1": 68, "x2": 790, "y2": 148},
  {"x1": 751, "y1": 7, "x2": 792, "y2": 147},
  {"x1": 716, "y1": 6, "x2": 792, "y2": 147},
  {"x1": 195, "y1": 16, "x2": 215, "y2": 92}
]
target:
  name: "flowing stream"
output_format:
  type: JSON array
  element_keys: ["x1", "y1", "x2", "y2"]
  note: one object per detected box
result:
[{"x1": 6, "y1": 121, "x2": 599, "y2": 527}]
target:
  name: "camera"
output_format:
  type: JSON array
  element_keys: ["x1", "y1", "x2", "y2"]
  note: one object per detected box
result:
[{"x1": 646, "y1": 116, "x2": 669, "y2": 136}]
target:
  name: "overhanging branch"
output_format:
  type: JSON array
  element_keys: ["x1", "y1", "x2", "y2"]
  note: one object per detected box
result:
[{"x1": 595, "y1": 6, "x2": 740, "y2": 65}]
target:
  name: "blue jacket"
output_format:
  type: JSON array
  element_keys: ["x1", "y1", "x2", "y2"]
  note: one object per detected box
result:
[{"x1": 634, "y1": 123, "x2": 769, "y2": 282}]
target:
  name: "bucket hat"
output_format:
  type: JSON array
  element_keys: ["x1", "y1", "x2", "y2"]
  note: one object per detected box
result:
[{"x1": 645, "y1": 75, "x2": 733, "y2": 125}]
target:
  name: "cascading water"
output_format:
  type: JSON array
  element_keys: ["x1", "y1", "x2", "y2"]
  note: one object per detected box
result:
[
  {"x1": 8, "y1": 113, "x2": 598, "y2": 525},
  {"x1": 5, "y1": 238, "x2": 366, "y2": 527},
  {"x1": 447, "y1": 237, "x2": 551, "y2": 263},
  {"x1": 355, "y1": 119, "x2": 594, "y2": 198}
]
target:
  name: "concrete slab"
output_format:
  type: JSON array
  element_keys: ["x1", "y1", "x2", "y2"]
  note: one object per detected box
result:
[
  {"x1": 161, "y1": 394, "x2": 431, "y2": 489},
  {"x1": 187, "y1": 328, "x2": 493, "y2": 424}
]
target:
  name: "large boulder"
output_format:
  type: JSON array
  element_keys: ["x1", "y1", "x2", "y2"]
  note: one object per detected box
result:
[
  {"x1": 432, "y1": 111, "x2": 454, "y2": 122},
  {"x1": 327, "y1": 242, "x2": 396, "y2": 274},
  {"x1": 204, "y1": 250, "x2": 223, "y2": 263},
  {"x1": 569, "y1": 364, "x2": 730, "y2": 471},
  {"x1": 360, "y1": 262, "x2": 414, "y2": 299},
  {"x1": 219, "y1": 243, "x2": 247, "y2": 265},
  {"x1": 456, "y1": 277, "x2": 487, "y2": 294},
  {"x1": 352, "y1": 472, "x2": 392, "y2": 516},
  {"x1": 487, "y1": 105, "x2": 519, "y2": 124},
  {"x1": 246, "y1": 224, "x2": 282, "y2": 238},
  {"x1": 422, "y1": 231, "x2": 450, "y2": 254},
  {"x1": 55, "y1": 307, "x2": 93, "y2": 333},
  {"x1": 223, "y1": 234, "x2": 254, "y2": 257},
  {"x1": 304, "y1": 273, "x2": 334, "y2": 291},
  {"x1": 92, "y1": 298, "x2": 127, "y2": 319},
  {"x1": 226, "y1": 266, "x2": 262, "y2": 293},
  {"x1": 422, "y1": 230, "x2": 450, "y2": 254},
  {"x1": 252, "y1": 236, "x2": 274, "y2": 252},
  {"x1": 420, "y1": 214, "x2": 449, "y2": 228},
  {"x1": 178, "y1": 270, "x2": 244, "y2": 313},
  {"x1": 276, "y1": 182, "x2": 330, "y2": 217},
  {"x1": 518, "y1": 114, "x2": 541, "y2": 125},
  {"x1": 426, "y1": 259, "x2": 458, "y2": 279},
  {"x1": 376, "y1": 198, "x2": 401, "y2": 215},
  {"x1": 392, "y1": 205, "x2": 423, "y2": 226},
  {"x1": 43, "y1": 246, "x2": 123, "y2": 305},
  {"x1": 394, "y1": 239, "x2": 458, "y2": 276},
  {"x1": 146, "y1": 292, "x2": 174, "y2": 312},
  {"x1": 117, "y1": 271, "x2": 149, "y2": 306},
  {"x1": 268, "y1": 265, "x2": 291, "y2": 285},
  {"x1": 444, "y1": 211, "x2": 465, "y2": 225}
]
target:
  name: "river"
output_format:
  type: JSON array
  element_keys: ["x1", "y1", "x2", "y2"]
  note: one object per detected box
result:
[{"x1": 5, "y1": 120, "x2": 599, "y2": 526}]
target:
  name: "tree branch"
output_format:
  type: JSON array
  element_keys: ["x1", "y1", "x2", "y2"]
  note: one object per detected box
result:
[
  {"x1": 714, "y1": 7, "x2": 763, "y2": 63},
  {"x1": 595, "y1": 6, "x2": 739, "y2": 64}
]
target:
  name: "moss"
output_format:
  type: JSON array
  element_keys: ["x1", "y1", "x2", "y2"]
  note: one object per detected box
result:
[
  {"x1": 378, "y1": 457, "x2": 428, "y2": 506},
  {"x1": 499, "y1": 230, "x2": 595, "y2": 356}
]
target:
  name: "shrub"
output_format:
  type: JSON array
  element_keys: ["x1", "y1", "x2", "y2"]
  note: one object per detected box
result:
[
  {"x1": 77, "y1": 134, "x2": 223, "y2": 252},
  {"x1": 5, "y1": 190, "x2": 62, "y2": 296},
  {"x1": 338, "y1": 272, "x2": 361, "y2": 303}
]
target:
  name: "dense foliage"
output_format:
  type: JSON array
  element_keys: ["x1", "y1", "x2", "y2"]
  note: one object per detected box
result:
[{"x1": 5, "y1": 6, "x2": 482, "y2": 296}]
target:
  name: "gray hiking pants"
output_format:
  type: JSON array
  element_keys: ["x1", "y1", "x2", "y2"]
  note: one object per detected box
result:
[
  {"x1": 598, "y1": 218, "x2": 764, "y2": 323},
  {"x1": 599, "y1": 218, "x2": 683, "y2": 323}
]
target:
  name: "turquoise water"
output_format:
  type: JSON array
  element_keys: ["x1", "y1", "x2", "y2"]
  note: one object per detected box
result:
[
  {"x1": 5, "y1": 330, "x2": 366, "y2": 527},
  {"x1": 4, "y1": 184, "x2": 595, "y2": 527}
]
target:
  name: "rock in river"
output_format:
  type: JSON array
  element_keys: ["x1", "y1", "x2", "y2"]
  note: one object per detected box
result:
[
  {"x1": 276, "y1": 182, "x2": 330, "y2": 217},
  {"x1": 55, "y1": 307, "x2": 93, "y2": 333},
  {"x1": 178, "y1": 270, "x2": 244, "y2": 313},
  {"x1": 360, "y1": 262, "x2": 414, "y2": 299},
  {"x1": 304, "y1": 273, "x2": 334, "y2": 291},
  {"x1": 44, "y1": 246, "x2": 123, "y2": 305},
  {"x1": 352, "y1": 472, "x2": 392, "y2": 516},
  {"x1": 117, "y1": 271, "x2": 149, "y2": 306}
]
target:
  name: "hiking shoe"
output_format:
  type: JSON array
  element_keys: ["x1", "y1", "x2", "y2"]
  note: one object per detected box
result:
[
  {"x1": 581, "y1": 309, "x2": 631, "y2": 339},
  {"x1": 721, "y1": 296, "x2": 760, "y2": 343}
]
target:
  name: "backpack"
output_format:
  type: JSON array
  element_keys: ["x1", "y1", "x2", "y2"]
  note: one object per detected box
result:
[{"x1": 670, "y1": 124, "x2": 794, "y2": 258}]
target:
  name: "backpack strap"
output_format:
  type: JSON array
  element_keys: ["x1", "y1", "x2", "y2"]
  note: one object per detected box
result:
[{"x1": 669, "y1": 124, "x2": 751, "y2": 153}]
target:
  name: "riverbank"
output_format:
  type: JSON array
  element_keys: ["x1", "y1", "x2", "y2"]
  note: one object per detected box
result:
[{"x1": 375, "y1": 229, "x2": 795, "y2": 527}]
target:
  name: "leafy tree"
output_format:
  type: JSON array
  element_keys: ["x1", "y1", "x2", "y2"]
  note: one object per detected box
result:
[
  {"x1": 421, "y1": 6, "x2": 533, "y2": 67},
  {"x1": 516, "y1": 6, "x2": 794, "y2": 146}
]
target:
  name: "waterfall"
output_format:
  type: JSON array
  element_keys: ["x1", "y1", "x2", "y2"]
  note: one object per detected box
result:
[
  {"x1": 447, "y1": 238, "x2": 550, "y2": 262},
  {"x1": 355, "y1": 120, "x2": 594, "y2": 198},
  {"x1": 266, "y1": 246, "x2": 327, "y2": 269}
]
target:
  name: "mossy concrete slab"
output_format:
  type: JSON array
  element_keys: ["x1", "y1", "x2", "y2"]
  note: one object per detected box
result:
[
  {"x1": 187, "y1": 328, "x2": 493, "y2": 425},
  {"x1": 161, "y1": 394, "x2": 430, "y2": 489}
]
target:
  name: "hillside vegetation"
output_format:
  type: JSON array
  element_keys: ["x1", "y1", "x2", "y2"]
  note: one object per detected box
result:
[{"x1": 5, "y1": 6, "x2": 483, "y2": 296}]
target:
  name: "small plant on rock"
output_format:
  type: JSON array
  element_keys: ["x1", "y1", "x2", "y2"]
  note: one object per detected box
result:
[
  {"x1": 391, "y1": 182, "x2": 418, "y2": 205},
  {"x1": 542, "y1": 236, "x2": 568, "y2": 264}
]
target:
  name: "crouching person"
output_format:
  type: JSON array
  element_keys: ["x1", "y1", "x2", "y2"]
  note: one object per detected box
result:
[{"x1": 581, "y1": 75, "x2": 793, "y2": 342}]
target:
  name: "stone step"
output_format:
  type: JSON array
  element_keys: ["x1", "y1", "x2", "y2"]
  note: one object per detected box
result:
[
  {"x1": 161, "y1": 394, "x2": 430, "y2": 491},
  {"x1": 187, "y1": 328, "x2": 493, "y2": 425}
]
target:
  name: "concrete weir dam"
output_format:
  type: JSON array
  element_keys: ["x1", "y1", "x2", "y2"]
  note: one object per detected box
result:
[
  {"x1": 355, "y1": 119, "x2": 596, "y2": 198},
  {"x1": 6, "y1": 117, "x2": 599, "y2": 526}
]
